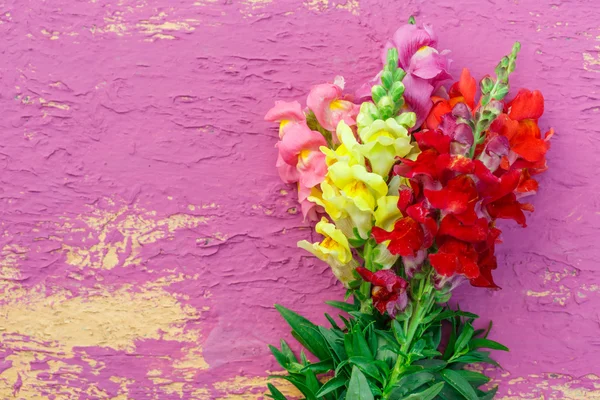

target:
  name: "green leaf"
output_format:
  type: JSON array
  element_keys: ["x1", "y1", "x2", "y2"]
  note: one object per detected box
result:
[
  {"x1": 440, "y1": 369, "x2": 479, "y2": 400},
  {"x1": 470, "y1": 338, "x2": 509, "y2": 352},
  {"x1": 319, "y1": 327, "x2": 347, "y2": 364},
  {"x1": 267, "y1": 383, "x2": 288, "y2": 400},
  {"x1": 397, "y1": 382, "x2": 445, "y2": 400},
  {"x1": 269, "y1": 345, "x2": 289, "y2": 369},
  {"x1": 346, "y1": 366, "x2": 374, "y2": 400},
  {"x1": 387, "y1": 371, "x2": 434, "y2": 398},
  {"x1": 348, "y1": 356, "x2": 383, "y2": 383},
  {"x1": 392, "y1": 320, "x2": 407, "y2": 346},
  {"x1": 434, "y1": 309, "x2": 479, "y2": 323},
  {"x1": 275, "y1": 304, "x2": 330, "y2": 361},
  {"x1": 325, "y1": 313, "x2": 342, "y2": 331},
  {"x1": 454, "y1": 370, "x2": 490, "y2": 388},
  {"x1": 274, "y1": 375, "x2": 317, "y2": 400},
  {"x1": 437, "y1": 384, "x2": 465, "y2": 400},
  {"x1": 414, "y1": 359, "x2": 447, "y2": 372},
  {"x1": 280, "y1": 340, "x2": 297, "y2": 362},
  {"x1": 300, "y1": 359, "x2": 334, "y2": 374},
  {"x1": 454, "y1": 323, "x2": 474, "y2": 355},
  {"x1": 316, "y1": 376, "x2": 347, "y2": 398},
  {"x1": 349, "y1": 329, "x2": 373, "y2": 360},
  {"x1": 451, "y1": 350, "x2": 500, "y2": 367},
  {"x1": 326, "y1": 301, "x2": 358, "y2": 313}
]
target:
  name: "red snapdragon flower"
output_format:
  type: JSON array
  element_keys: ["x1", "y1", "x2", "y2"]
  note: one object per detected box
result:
[
  {"x1": 372, "y1": 217, "x2": 424, "y2": 257},
  {"x1": 425, "y1": 68, "x2": 477, "y2": 130},
  {"x1": 356, "y1": 267, "x2": 408, "y2": 316}
]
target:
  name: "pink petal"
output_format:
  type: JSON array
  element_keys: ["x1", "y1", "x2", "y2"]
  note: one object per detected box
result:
[
  {"x1": 402, "y1": 74, "x2": 435, "y2": 128},
  {"x1": 265, "y1": 100, "x2": 305, "y2": 123},
  {"x1": 276, "y1": 152, "x2": 300, "y2": 183},
  {"x1": 298, "y1": 151, "x2": 327, "y2": 188},
  {"x1": 391, "y1": 24, "x2": 433, "y2": 69},
  {"x1": 278, "y1": 124, "x2": 327, "y2": 165},
  {"x1": 410, "y1": 48, "x2": 452, "y2": 81}
]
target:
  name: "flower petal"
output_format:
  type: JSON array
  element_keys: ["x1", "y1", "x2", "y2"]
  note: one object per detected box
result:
[{"x1": 508, "y1": 89, "x2": 544, "y2": 121}]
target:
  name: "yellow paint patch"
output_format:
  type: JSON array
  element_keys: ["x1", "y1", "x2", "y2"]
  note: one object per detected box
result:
[
  {"x1": 0, "y1": 244, "x2": 27, "y2": 288},
  {"x1": 0, "y1": 277, "x2": 209, "y2": 397},
  {"x1": 56, "y1": 204, "x2": 210, "y2": 270},
  {"x1": 583, "y1": 51, "x2": 600, "y2": 72},
  {"x1": 304, "y1": 0, "x2": 360, "y2": 15},
  {"x1": 335, "y1": 0, "x2": 360, "y2": 15},
  {"x1": 304, "y1": 0, "x2": 328, "y2": 12},
  {"x1": 0, "y1": 283, "x2": 204, "y2": 352},
  {"x1": 136, "y1": 19, "x2": 197, "y2": 36}
]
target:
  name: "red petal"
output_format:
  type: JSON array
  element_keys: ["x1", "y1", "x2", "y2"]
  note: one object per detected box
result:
[
  {"x1": 511, "y1": 120, "x2": 549, "y2": 163},
  {"x1": 368, "y1": 269, "x2": 407, "y2": 291},
  {"x1": 425, "y1": 99, "x2": 452, "y2": 130},
  {"x1": 371, "y1": 226, "x2": 394, "y2": 243},
  {"x1": 438, "y1": 215, "x2": 489, "y2": 243},
  {"x1": 414, "y1": 130, "x2": 451, "y2": 154},
  {"x1": 470, "y1": 249, "x2": 500, "y2": 289},
  {"x1": 356, "y1": 267, "x2": 373, "y2": 282},
  {"x1": 429, "y1": 253, "x2": 458, "y2": 277},
  {"x1": 479, "y1": 169, "x2": 521, "y2": 204},
  {"x1": 430, "y1": 239, "x2": 480, "y2": 279},
  {"x1": 508, "y1": 89, "x2": 544, "y2": 121},
  {"x1": 457, "y1": 254, "x2": 480, "y2": 279},
  {"x1": 373, "y1": 217, "x2": 424, "y2": 257},
  {"x1": 397, "y1": 186, "x2": 413, "y2": 214},
  {"x1": 486, "y1": 193, "x2": 529, "y2": 227},
  {"x1": 436, "y1": 153, "x2": 474, "y2": 175},
  {"x1": 449, "y1": 68, "x2": 477, "y2": 109},
  {"x1": 491, "y1": 113, "x2": 520, "y2": 141},
  {"x1": 473, "y1": 160, "x2": 499, "y2": 185},
  {"x1": 406, "y1": 201, "x2": 430, "y2": 223},
  {"x1": 425, "y1": 175, "x2": 478, "y2": 215},
  {"x1": 422, "y1": 216, "x2": 438, "y2": 248},
  {"x1": 401, "y1": 149, "x2": 440, "y2": 179},
  {"x1": 516, "y1": 169, "x2": 539, "y2": 194}
]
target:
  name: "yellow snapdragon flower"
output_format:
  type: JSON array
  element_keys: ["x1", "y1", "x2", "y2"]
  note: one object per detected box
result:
[{"x1": 298, "y1": 217, "x2": 358, "y2": 286}]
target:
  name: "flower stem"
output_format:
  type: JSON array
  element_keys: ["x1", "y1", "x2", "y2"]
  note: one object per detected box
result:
[
  {"x1": 382, "y1": 271, "x2": 435, "y2": 398},
  {"x1": 359, "y1": 240, "x2": 374, "y2": 312}
]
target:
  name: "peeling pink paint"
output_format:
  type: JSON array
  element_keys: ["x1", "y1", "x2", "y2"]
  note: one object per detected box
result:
[{"x1": 0, "y1": 0, "x2": 598, "y2": 398}]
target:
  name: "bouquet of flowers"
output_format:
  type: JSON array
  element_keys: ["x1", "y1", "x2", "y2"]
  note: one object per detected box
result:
[{"x1": 265, "y1": 18, "x2": 552, "y2": 400}]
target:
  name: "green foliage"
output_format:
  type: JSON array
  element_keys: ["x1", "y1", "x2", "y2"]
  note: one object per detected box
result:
[{"x1": 268, "y1": 302, "x2": 506, "y2": 399}]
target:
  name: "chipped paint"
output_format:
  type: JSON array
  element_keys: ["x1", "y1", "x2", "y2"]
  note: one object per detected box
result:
[{"x1": 0, "y1": 0, "x2": 598, "y2": 398}]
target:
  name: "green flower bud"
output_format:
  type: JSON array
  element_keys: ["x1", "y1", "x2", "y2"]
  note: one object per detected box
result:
[
  {"x1": 386, "y1": 48, "x2": 399, "y2": 71},
  {"x1": 371, "y1": 84, "x2": 387, "y2": 103},
  {"x1": 480, "y1": 76, "x2": 494, "y2": 94},
  {"x1": 376, "y1": 96, "x2": 394, "y2": 119},
  {"x1": 492, "y1": 82, "x2": 509, "y2": 100},
  {"x1": 381, "y1": 70, "x2": 393, "y2": 89},
  {"x1": 393, "y1": 68, "x2": 407, "y2": 82},
  {"x1": 389, "y1": 81, "x2": 405, "y2": 103}
]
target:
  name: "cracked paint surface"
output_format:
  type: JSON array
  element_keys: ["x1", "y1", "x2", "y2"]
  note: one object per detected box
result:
[{"x1": 0, "y1": 0, "x2": 598, "y2": 398}]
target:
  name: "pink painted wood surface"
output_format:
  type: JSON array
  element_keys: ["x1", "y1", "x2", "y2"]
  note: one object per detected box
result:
[{"x1": 0, "y1": 0, "x2": 598, "y2": 398}]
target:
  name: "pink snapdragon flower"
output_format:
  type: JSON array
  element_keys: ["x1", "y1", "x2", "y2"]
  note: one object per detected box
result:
[
  {"x1": 384, "y1": 23, "x2": 451, "y2": 127},
  {"x1": 264, "y1": 100, "x2": 306, "y2": 139},
  {"x1": 266, "y1": 101, "x2": 327, "y2": 221},
  {"x1": 356, "y1": 23, "x2": 451, "y2": 128},
  {"x1": 307, "y1": 78, "x2": 360, "y2": 134}
]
